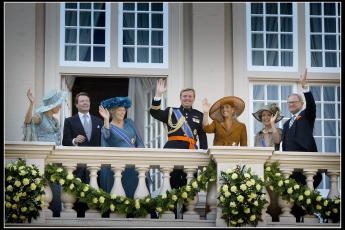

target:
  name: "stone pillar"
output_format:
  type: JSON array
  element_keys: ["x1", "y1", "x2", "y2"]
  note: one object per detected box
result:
[
  {"x1": 134, "y1": 166, "x2": 151, "y2": 219},
  {"x1": 183, "y1": 168, "x2": 199, "y2": 220},
  {"x1": 110, "y1": 166, "x2": 126, "y2": 218},
  {"x1": 42, "y1": 184, "x2": 53, "y2": 217},
  {"x1": 60, "y1": 164, "x2": 77, "y2": 218},
  {"x1": 303, "y1": 169, "x2": 319, "y2": 223},
  {"x1": 159, "y1": 167, "x2": 175, "y2": 219},
  {"x1": 85, "y1": 165, "x2": 102, "y2": 218},
  {"x1": 278, "y1": 169, "x2": 294, "y2": 223},
  {"x1": 257, "y1": 185, "x2": 271, "y2": 226},
  {"x1": 206, "y1": 181, "x2": 217, "y2": 221},
  {"x1": 327, "y1": 171, "x2": 340, "y2": 199}
]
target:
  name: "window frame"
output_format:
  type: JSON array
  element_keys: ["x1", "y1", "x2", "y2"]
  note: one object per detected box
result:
[
  {"x1": 246, "y1": 2, "x2": 298, "y2": 72},
  {"x1": 59, "y1": 2, "x2": 111, "y2": 67},
  {"x1": 118, "y1": 2, "x2": 169, "y2": 68}
]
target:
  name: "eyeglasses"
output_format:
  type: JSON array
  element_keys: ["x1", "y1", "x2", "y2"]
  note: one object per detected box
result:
[{"x1": 287, "y1": 101, "x2": 301, "y2": 104}]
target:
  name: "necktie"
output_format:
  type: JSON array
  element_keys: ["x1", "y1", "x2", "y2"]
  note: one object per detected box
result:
[
  {"x1": 289, "y1": 115, "x2": 296, "y2": 128},
  {"x1": 83, "y1": 114, "x2": 92, "y2": 140}
]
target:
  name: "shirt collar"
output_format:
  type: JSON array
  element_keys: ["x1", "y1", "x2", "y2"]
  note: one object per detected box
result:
[
  {"x1": 78, "y1": 112, "x2": 90, "y2": 119},
  {"x1": 180, "y1": 105, "x2": 192, "y2": 113},
  {"x1": 292, "y1": 110, "x2": 302, "y2": 118}
]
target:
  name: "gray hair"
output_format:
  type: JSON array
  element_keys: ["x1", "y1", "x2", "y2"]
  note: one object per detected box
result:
[{"x1": 288, "y1": 93, "x2": 304, "y2": 104}]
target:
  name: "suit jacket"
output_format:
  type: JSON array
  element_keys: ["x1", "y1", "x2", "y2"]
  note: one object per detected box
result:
[
  {"x1": 62, "y1": 114, "x2": 103, "y2": 146},
  {"x1": 282, "y1": 91, "x2": 318, "y2": 152}
]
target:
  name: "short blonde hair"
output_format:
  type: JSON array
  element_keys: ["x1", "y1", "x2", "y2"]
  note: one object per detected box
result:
[
  {"x1": 180, "y1": 88, "x2": 196, "y2": 98},
  {"x1": 288, "y1": 93, "x2": 304, "y2": 104}
]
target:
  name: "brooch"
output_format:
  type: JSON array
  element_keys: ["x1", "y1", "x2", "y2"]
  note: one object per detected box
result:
[{"x1": 296, "y1": 115, "x2": 302, "y2": 121}]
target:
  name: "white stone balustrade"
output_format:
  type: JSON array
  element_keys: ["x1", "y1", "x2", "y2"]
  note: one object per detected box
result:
[
  {"x1": 60, "y1": 164, "x2": 77, "y2": 218},
  {"x1": 183, "y1": 167, "x2": 199, "y2": 220}
]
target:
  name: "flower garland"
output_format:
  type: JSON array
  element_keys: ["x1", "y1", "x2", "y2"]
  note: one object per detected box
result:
[
  {"x1": 5, "y1": 159, "x2": 46, "y2": 223},
  {"x1": 217, "y1": 165, "x2": 268, "y2": 226},
  {"x1": 264, "y1": 161, "x2": 340, "y2": 222}
]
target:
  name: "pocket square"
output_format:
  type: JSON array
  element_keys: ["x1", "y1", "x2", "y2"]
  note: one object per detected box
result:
[{"x1": 97, "y1": 125, "x2": 100, "y2": 128}]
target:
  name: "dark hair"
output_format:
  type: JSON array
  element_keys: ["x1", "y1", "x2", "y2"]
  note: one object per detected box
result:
[{"x1": 75, "y1": 92, "x2": 90, "y2": 105}]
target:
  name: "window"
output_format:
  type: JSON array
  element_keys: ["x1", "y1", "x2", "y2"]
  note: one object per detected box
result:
[
  {"x1": 118, "y1": 2, "x2": 168, "y2": 68},
  {"x1": 60, "y1": 3, "x2": 111, "y2": 67},
  {"x1": 250, "y1": 83, "x2": 297, "y2": 147},
  {"x1": 246, "y1": 3, "x2": 298, "y2": 71},
  {"x1": 310, "y1": 84, "x2": 341, "y2": 153},
  {"x1": 305, "y1": 3, "x2": 341, "y2": 72}
]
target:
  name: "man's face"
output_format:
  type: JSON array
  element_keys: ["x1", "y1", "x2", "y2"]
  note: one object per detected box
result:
[
  {"x1": 180, "y1": 90, "x2": 195, "y2": 108},
  {"x1": 287, "y1": 95, "x2": 303, "y2": 115},
  {"x1": 76, "y1": 95, "x2": 90, "y2": 113}
]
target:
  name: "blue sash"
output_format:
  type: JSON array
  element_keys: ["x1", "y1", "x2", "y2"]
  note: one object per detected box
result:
[
  {"x1": 259, "y1": 137, "x2": 266, "y2": 147},
  {"x1": 110, "y1": 124, "x2": 135, "y2": 147},
  {"x1": 173, "y1": 108, "x2": 198, "y2": 149}
]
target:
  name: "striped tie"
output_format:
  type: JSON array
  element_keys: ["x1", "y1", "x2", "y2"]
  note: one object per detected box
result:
[
  {"x1": 83, "y1": 114, "x2": 92, "y2": 140},
  {"x1": 289, "y1": 115, "x2": 296, "y2": 128}
]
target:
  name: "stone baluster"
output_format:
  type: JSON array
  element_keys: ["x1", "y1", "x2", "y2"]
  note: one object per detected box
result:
[
  {"x1": 303, "y1": 169, "x2": 319, "y2": 223},
  {"x1": 42, "y1": 184, "x2": 53, "y2": 217},
  {"x1": 133, "y1": 166, "x2": 151, "y2": 218},
  {"x1": 110, "y1": 166, "x2": 126, "y2": 218},
  {"x1": 85, "y1": 165, "x2": 102, "y2": 218},
  {"x1": 278, "y1": 169, "x2": 294, "y2": 223},
  {"x1": 183, "y1": 167, "x2": 199, "y2": 220},
  {"x1": 206, "y1": 180, "x2": 217, "y2": 220},
  {"x1": 159, "y1": 167, "x2": 175, "y2": 219},
  {"x1": 60, "y1": 164, "x2": 77, "y2": 218},
  {"x1": 258, "y1": 185, "x2": 271, "y2": 226},
  {"x1": 327, "y1": 171, "x2": 340, "y2": 199}
]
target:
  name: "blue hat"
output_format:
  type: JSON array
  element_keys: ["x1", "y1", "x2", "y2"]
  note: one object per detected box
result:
[
  {"x1": 35, "y1": 89, "x2": 68, "y2": 113},
  {"x1": 100, "y1": 96, "x2": 132, "y2": 109}
]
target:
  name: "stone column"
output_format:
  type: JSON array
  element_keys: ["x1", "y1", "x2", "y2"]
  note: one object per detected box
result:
[
  {"x1": 110, "y1": 166, "x2": 126, "y2": 218},
  {"x1": 303, "y1": 169, "x2": 319, "y2": 223},
  {"x1": 42, "y1": 184, "x2": 53, "y2": 217},
  {"x1": 206, "y1": 181, "x2": 217, "y2": 220},
  {"x1": 327, "y1": 171, "x2": 340, "y2": 199},
  {"x1": 60, "y1": 164, "x2": 77, "y2": 218},
  {"x1": 85, "y1": 165, "x2": 102, "y2": 218},
  {"x1": 183, "y1": 167, "x2": 199, "y2": 220},
  {"x1": 258, "y1": 185, "x2": 271, "y2": 226},
  {"x1": 134, "y1": 166, "x2": 151, "y2": 219},
  {"x1": 159, "y1": 167, "x2": 175, "y2": 219},
  {"x1": 278, "y1": 169, "x2": 294, "y2": 223}
]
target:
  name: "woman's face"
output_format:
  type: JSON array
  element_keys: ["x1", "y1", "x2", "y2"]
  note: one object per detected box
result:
[
  {"x1": 111, "y1": 107, "x2": 126, "y2": 120},
  {"x1": 220, "y1": 104, "x2": 234, "y2": 118},
  {"x1": 261, "y1": 110, "x2": 272, "y2": 126},
  {"x1": 51, "y1": 105, "x2": 61, "y2": 114}
]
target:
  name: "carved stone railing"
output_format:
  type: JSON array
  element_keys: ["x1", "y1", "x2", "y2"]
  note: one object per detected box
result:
[{"x1": 4, "y1": 141, "x2": 341, "y2": 227}]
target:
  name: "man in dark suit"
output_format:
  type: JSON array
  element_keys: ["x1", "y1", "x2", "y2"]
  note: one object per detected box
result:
[
  {"x1": 282, "y1": 69, "x2": 321, "y2": 222},
  {"x1": 62, "y1": 92, "x2": 103, "y2": 217}
]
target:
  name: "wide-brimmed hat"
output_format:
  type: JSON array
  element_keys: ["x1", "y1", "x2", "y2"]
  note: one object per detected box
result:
[
  {"x1": 252, "y1": 103, "x2": 284, "y2": 123},
  {"x1": 101, "y1": 96, "x2": 132, "y2": 109},
  {"x1": 35, "y1": 89, "x2": 68, "y2": 113},
  {"x1": 209, "y1": 96, "x2": 245, "y2": 122}
]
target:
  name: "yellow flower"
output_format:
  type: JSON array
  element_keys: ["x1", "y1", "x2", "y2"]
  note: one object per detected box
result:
[
  {"x1": 12, "y1": 204, "x2": 18, "y2": 209},
  {"x1": 135, "y1": 202, "x2": 140, "y2": 209},
  {"x1": 6, "y1": 185, "x2": 13, "y2": 192},
  {"x1": 293, "y1": 184, "x2": 300, "y2": 190},
  {"x1": 256, "y1": 184, "x2": 261, "y2": 190},
  {"x1": 19, "y1": 170, "x2": 27, "y2": 176},
  {"x1": 298, "y1": 195, "x2": 304, "y2": 201},
  {"x1": 76, "y1": 178, "x2": 81, "y2": 182},
  {"x1": 80, "y1": 192, "x2": 85, "y2": 197},
  {"x1": 156, "y1": 207, "x2": 162, "y2": 212},
  {"x1": 253, "y1": 201, "x2": 259, "y2": 206},
  {"x1": 244, "y1": 173, "x2": 251, "y2": 178},
  {"x1": 229, "y1": 202, "x2": 236, "y2": 208},
  {"x1": 7, "y1": 176, "x2": 12, "y2": 181},
  {"x1": 332, "y1": 208, "x2": 338, "y2": 213},
  {"x1": 35, "y1": 178, "x2": 41, "y2": 185},
  {"x1": 316, "y1": 205, "x2": 322, "y2": 210},
  {"x1": 226, "y1": 168, "x2": 233, "y2": 174},
  {"x1": 335, "y1": 199, "x2": 340, "y2": 204},
  {"x1": 13, "y1": 196, "x2": 20, "y2": 202},
  {"x1": 250, "y1": 179, "x2": 255, "y2": 184},
  {"x1": 14, "y1": 180, "x2": 21, "y2": 187},
  {"x1": 284, "y1": 179, "x2": 290, "y2": 184},
  {"x1": 224, "y1": 191, "x2": 231, "y2": 198},
  {"x1": 275, "y1": 173, "x2": 281, "y2": 177},
  {"x1": 192, "y1": 181, "x2": 198, "y2": 189},
  {"x1": 182, "y1": 192, "x2": 188, "y2": 199},
  {"x1": 220, "y1": 196, "x2": 225, "y2": 202},
  {"x1": 30, "y1": 183, "x2": 37, "y2": 190},
  {"x1": 240, "y1": 184, "x2": 247, "y2": 191},
  {"x1": 316, "y1": 196, "x2": 322, "y2": 202},
  {"x1": 69, "y1": 184, "x2": 75, "y2": 190},
  {"x1": 250, "y1": 215, "x2": 256, "y2": 221},
  {"x1": 287, "y1": 187, "x2": 293, "y2": 194},
  {"x1": 246, "y1": 181, "x2": 252, "y2": 187},
  {"x1": 83, "y1": 185, "x2": 89, "y2": 192},
  {"x1": 249, "y1": 193, "x2": 257, "y2": 199},
  {"x1": 306, "y1": 198, "x2": 311, "y2": 204},
  {"x1": 203, "y1": 167, "x2": 207, "y2": 172},
  {"x1": 99, "y1": 196, "x2": 105, "y2": 204},
  {"x1": 31, "y1": 170, "x2": 37, "y2": 176},
  {"x1": 278, "y1": 180, "x2": 284, "y2": 187},
  {"x1": 323, "y1": 200, "x2": 329, "y2": 206},
  {"x1": 304, "y1": 190, "x2": 311, "y2": 196},
  {"x1": 22, "y1": 178, "x2": 30, "y2": 186},
  {"x1": 21, "y1": 207, "x2": 27, "y2": 212},
  {"x1": 6, "y1": 202, "x2": 11, "y2": 208},
  {"x1": 259, "y1": 176, "x2": 265, "y2": 182},
  {"x1": 231, "y1": 210, "x2": 238, "y2": 215},
  {"x1": 110, "y1": 204, "x2": 115, "y2": 212},
  {"x1": 168, "y1": 204, "x2": 175, "y2": 209},
  {"x1": 50, "y1": 176, "x2": 56, "y2": 182},
  {"x1": 12, "y1": 214, "x2": 17, "y2": 219},
  {"x1": 244, "y1": 208, "x2": 250, "y2": 214},
  {"x1": 124, "y1": 200, "x2": 130, "y2": 205},
  {"x1": 20, "y1": 215, "x2": 26, "y2": 220},
  {"x1": 197, "y1": 175, "x2": 202, "y2": 181},
  {"x1": 56, "y1": 168, "x2": 63, "y2": 173},
  {"x1": 237, "y1": 195, "x2": 244, "y2": 202},
  {"x1": 231, "y1": 173, "x2": 238, "y2": 180},
  {"x1": 265, "y1": 167, "x2": 271, "y2": 171},
  {"x1": 93, "y1": 198, "x2": 98, "y2": 204},
  {"x1": 59, "y1": 179, "x2": 65, "y2": 185},
  {"x1": 162, "y1": 193, "x2": 167, "y2": 199},
  {"x1": 230, "y1": 220, "x2": 237, "y2": 225},
  {"x1": 186, "y1": 185, "x2": 191, "y2": 192},
  {"x1": 66, "y1": 174, "x2": 74, "y2": 180},
  {"x1": 222, "y1": 185, "x2": 229, "y2": 192},
  {"x1": 231, "y1": 186, "x2": 237, "y2": 192},
  {"x1": 238, "y1": 218, "x2": 244, "y2": 223},
  {"x1": 172, "y1": 195, "x2": 178, "y2": 201},
  {"x1": 111, "y1": 194, "x2": 117, "y2": 199},
  {"x1": 325, "y1": 211, "x2": 331, "y2": 216},
  {"x1": 269, "y1": 185, "x2": 274, "y2": 191}
]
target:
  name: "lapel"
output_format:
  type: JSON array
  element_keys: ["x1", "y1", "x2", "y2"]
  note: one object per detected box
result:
[{"x1": 220, "y1": 120, "x2": 238, "y2": 135}]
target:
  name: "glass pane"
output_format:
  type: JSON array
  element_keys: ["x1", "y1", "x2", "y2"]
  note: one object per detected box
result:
[
  {"x1": 325, "y1": 52, "x2": 337, "y2": 67},
  {"x1": 324, "y1": 104, "x2": 335, "y2": 118},
  {"x1": 310, "y1": 18, "x2": 322, "y2": 32},
  {"x1": 281, "y1": 85, "x2": 292, "y2": 99},
  {"x1": 311, "y1": 52, "x2": 322, "y2": 67},
  {"x1": 315, "y1": 103, "x2": 321, "y2": 118},
  {"x1": 280, "y1": 17, "x2": 292, "y2": 32},
  {"x1": 94, "y1": 12, "x2": 105, "y2": 27},
  {"x1": 122, "y1": 47, "x2": 134, "y2": 62},
  {"x1": 253, "y1": 102, "x2": 265, "y2": 114},
  {"x1": 311, "y1": 35, "x2": 322, "y2": 50},
  {"x1": 65, "y1": 46, "x2": 76, "y2": 61},
  {"x1": 324, "y1": 3, "x2": 336, "y2": 15},
  {"x1": 314, "y1": 120, "x2": 322, "y2": 136},
  {"x1": 80, "y1": 11, "x2": 91, "y2": 26},
  {"x1": 253, "y1": 85, "x2": 264, "y2": 100},
  {"x1": 94, "y1": 3, "x2": 105, "y2": 10},
  {"x1": 266, "y1": 17, "x2": 278, "y2": 31},
  {"x1": 252, "y1": 51, "x2": 264, "y2": 66},
  {"x1": 93, "y1": 47, "x2": 105, "y2": 61},
  {"x1": 337, "y1": 86, "x2": 340, "y2": 102},
  {"x1": 152, "y1": 3, "x2": 163, "y2": 11},
  {"x1": 310, "y1": 86, "x2": 321, "y2": 101},
  {"x1": 251, "y1": 17, "x2": 263, "y2": 31},
  {"x1": 138, "y1": 3, "x2": 149, "y2": 11},
  {"x1": 281, "y1": 34, "x2": 292, "y2": 49},
  {"x1": 324, "y1": 18, "x2": 336, "y2": 33},
  {"x1": 65, "y1": 29, "x2": 77, "y2": 43},
  {"x1": 137, "y1": 47, "x2": 149, "y2": 63},
  {"x1": 80, "y1": 3, "x2": 91, "y2": 9},
  {"x1": 310, "y1": 3, "x2": 321, "y2": 15},
  {"x1": 123, "y1": 13, "x2": 135, "y2": 28},
  {"x1": 314, "y1": 137, "x2": 322, "y2": 152},
  {"x1": 79, "y1": 46, "x2": 91, "y2": 61},
  {"x1": 266, "y1": 34, "x2": 278, "y2": 48},
  {"x1": 152, "y1": 31, "x2": 163, "y2": 46},
  {"x1": 152, "y1": 48, "x2": 163, "y2": 63},
  {"x1": 251, "y1": 3, "x2": 263, "y2": 14},
  {"x1": 66, "y1": 3, "x2": 77, "y2": 9},
  {"x1": 65, "y1": 11, "x2": 77, "y2": 26},
  {"x1": 79, "y1": 29, "x2": 91, "y2": 44},
  {"x1": 280, "y1": 3, "x2": 292, "y2": 15},
  {"x1": 281, "y1": 102, "x2": 289, "y2": 117},
  {"x1": 281, "y1": 52, "x2": 293, "y2": 66},
  {"x1": 325, "y1": 138, "x2": 336, "y2": 152},
  {"x1": 138, "y1": 13, "x2": 149, "y2": 28},
  {"x1": 267, "y1": 51, "x2": 278, "y2": 66},
  {"x1": 137, "y1": 30, "x2": 149, "y2": 45},
  {"x1": 94, "y1": 29, "x2": 105, "y2": 44},
  {"x1": 123, "y1": 30, "x2": 134, "y2": 45},
  {"x1": 324, "y1": 120, "x2": 336, "y2": 135},
  {"x1": 266, "y1": 3, "x2": 277, "y2": 14},
  {"x1": 252, "y1": 34, "x2": 263, "y2": 48},
  {"x1": 123, "y1": 3, "x2": 135, "y2": 11},
  {"x1": 324, "y1": 86, "x2": 335, "y2": 101},
  {"x1": 152, "y1": 14, "x2": 163, "y2": 28},
  {"x1": 267, "y1": 85, "x2": 278, "y2": 100}
]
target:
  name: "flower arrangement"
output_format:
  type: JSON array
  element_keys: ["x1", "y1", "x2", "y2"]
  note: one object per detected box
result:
[
  {"x1": 264, "y1": 161, "x2": 340, "y2": 222},
  {"x1": 217, "y1": 165, "x2": 268, "y2": 226},
  {"x1": 5, "y1": 159, "x2": 46, "y2": 223}
]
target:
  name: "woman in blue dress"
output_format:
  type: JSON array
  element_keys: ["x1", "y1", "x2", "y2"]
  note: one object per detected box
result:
[{"x1": 98, "y1": 96, "x2": 146, "y2": 198}]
